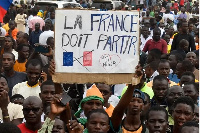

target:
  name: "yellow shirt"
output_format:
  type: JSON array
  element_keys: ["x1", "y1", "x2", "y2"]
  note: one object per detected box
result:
[
  {"x1": 2, "y1": 23, "x2": 9, "y2": 32},
  {"x1": 13, "y1": 60, "x2": 27, "y2": 72},
  {"x1": 37, "y1": 12, "x2": 43, "y2": 18}
]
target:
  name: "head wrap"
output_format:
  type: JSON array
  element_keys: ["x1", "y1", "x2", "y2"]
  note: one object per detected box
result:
[{"x1": 75, "y1": 84, "x2": 104, "y2": 123}]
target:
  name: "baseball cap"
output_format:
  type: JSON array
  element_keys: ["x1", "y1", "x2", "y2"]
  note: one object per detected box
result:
[{"x1": 133, "y1": 89, "x2": 145, "y2": 103}]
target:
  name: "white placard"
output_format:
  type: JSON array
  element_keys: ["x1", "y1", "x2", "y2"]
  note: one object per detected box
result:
[{"x1": 55, "y1": 10, "x2": 139, "y2": 73}]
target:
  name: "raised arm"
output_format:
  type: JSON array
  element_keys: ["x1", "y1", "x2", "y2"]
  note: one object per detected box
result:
[{"x1": 111, "y1": 64, "x2": 143, "y2": 130}]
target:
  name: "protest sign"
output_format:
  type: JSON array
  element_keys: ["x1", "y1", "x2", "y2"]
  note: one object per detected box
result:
[{"x1": 53, "y1": 9, "x2": 140, "y2": 84}]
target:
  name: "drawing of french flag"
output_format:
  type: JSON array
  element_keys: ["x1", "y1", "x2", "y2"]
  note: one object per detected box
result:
[{"x1": 0, "y1": 0, "x2": 13, "y2": 23}]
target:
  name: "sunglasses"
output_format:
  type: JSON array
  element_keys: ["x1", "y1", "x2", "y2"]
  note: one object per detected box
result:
[{"x1": 23, "y1": 108, "x2": 40, "y2": 113}]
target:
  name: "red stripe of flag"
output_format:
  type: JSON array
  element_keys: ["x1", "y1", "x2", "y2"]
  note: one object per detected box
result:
[
  {"x1": 0, "y1": 6, "x2": 7, "y2": 23},
  {"x1": 0, "y1": 0, "x2": 13, "y2": 23}
]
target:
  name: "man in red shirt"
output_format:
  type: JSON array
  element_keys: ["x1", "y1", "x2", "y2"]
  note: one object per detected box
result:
[
  {"x1": 171, "y1": 0, "x2": 179, "y2": 11},
  {"x1": 179, "y1": 0, "x2": 184, "y2": 8},
  {"x1": 18, "y1": 96, "x2": 43, "y2": 133},
  {"x1": 143, "y1": 28, "x2": 167, "y2": 54}
]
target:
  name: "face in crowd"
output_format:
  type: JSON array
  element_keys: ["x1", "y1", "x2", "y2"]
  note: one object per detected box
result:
[
  {"x1": 26, "y1": 62, "x2": 42, "y2": 86},
  {"x1": 52, "y1": 118, "x2": 65, "y2": 133},
  {"x1": 4, "y1": 36, "x2": 13, "y2": 50},
  {"x1": 153, "y1": 29, "x2": 161, "y2": 42},
  {"x1": 18, "y1": 45, "x2": 29, "y2": 60},
  {"x1": 167, "y1": 86, "x2": 184, "y2": 106},
  {"x1": 157, "y1": 61, "x2": 170, "y2": 78},
  {"x1": 181, "y1": 22, "x2": 188, "y2": 34},
  {"x1": 82, "y1": 100, "x2": 103, "y2": 117},
  {"x1": 172, "y1": 99, "x2": 194, "y2": 129},
  {"x1": 168, "y1": 54, "x2": 178, "y2": 70},
  {"x1": 0, "y1": 76, "x2": 9, "y2": 92},
  {"x1": 39, "y1": 83, "x2": 55, "y2": 106},
  {"x1": 35, "y1": 23, "x2": 40, "y2": 31},
  {"x1": 86, "y1": 110, "x2": 110, "y2": 133},
  {"x1": 182, "y1": 83, "x2": 198, "y2": 103},
  {"x1": 152, "y1": 79, "x2": 169, "y2": 102},
  {"x1": 97, "y1": 84, "x2": 112, "y2": 105},
  {"x1": 2, "y1": 53, "x2": 15, "y2": 72},
  {"x1": 16, "y1": 32, "x2": 25, "y2": 45},
  {"x1": 146, "y1": 108, "x2": 169, "y2": 133},
  {"x1": 142, "y1": 27, "x2": 149, "y2": 38},
  {"x1": 127, "y1": 95, "x2": 144, "y2": 116},
  {"x1": 180, "y1": 75, "x2": 195, "y2": 87},
  {"x1": 185, "y1": 52, "x2": 197, "y2": 66},
  {"x1": 9, "y1": 21, "x2": 15, "y2": 30},
  {"x1": 23, "y1": 96, "x2": 43, "y2": 124}
]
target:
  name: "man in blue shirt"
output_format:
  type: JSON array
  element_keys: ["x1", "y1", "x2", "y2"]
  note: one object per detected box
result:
[{"x1": 29, "y1": 23, "x2": 42, "y2": 47}]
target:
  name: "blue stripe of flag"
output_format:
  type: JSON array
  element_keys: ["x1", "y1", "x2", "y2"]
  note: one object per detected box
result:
[{"x1": 0, "y1": 0, "x2": 13, "y2": 10}]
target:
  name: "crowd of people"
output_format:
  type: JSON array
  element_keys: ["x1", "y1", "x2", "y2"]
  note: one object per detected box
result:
[{"x1": 0, "y1": 0, "x2": 199, "y2": 133}]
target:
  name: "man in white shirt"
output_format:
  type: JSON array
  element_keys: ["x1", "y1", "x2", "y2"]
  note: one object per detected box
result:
[
  {"x1": 140, "y1": 26, "x2": 151, "y2": 52},
  {"x1": 39, "y1": 19, "x2": 54, "y2": 45},
  {"x1": 12, "y1": 59, "x2": 43, "y2": 98}
]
